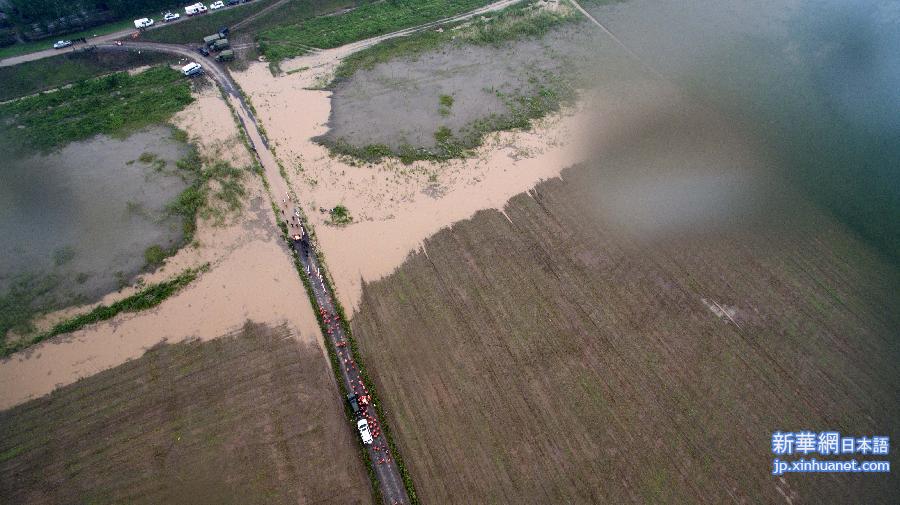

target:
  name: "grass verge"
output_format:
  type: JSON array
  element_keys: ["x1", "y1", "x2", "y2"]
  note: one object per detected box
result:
[
  {"x1": 0, "y1": 65, "x2": 193, "y2": 154},
  {"x1": 1, "y1": 264, "x2": 208, "y2": 358},
  {"x1": 0, "y1": 50, "x2": 173, "y2": 102}
]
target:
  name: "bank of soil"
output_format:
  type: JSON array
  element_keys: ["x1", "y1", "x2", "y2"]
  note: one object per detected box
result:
[
  {"x1": 320, "y1": 22, "x2": 605, "y2": 154},
  {"x1": 0, "y1": 322, "x2": 372, "y2": 505}
]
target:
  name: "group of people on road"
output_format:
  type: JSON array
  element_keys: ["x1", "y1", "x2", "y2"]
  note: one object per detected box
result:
[
  {"x1": 288, "y1": 193, "x2": 396, "y2": 471},
  {"x1": 321, "y1": 306, "x2": 390, "y2": 465}
]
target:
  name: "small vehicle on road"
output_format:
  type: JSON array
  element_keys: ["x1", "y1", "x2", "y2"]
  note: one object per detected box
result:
[
  {"x1": 133, "y1": 18, "x2": 154, "y2": 29},
  {"x1": 196, "y1": 46, "x2": 210, "y2": 56},
  {"x1": 185, "y1": 3, "x2": 208, "y2": 15},
  {"x1": 181, "y1": 62, "x2": 204, "y2": 76},
  {"x1": 163, "y1": 12, "x2": 180, "y2": 22},
  {"x1": 347, "y1": 394, "x2": 361, "y2": 417},
  {"x1": 210, "y1": 1, "x2": 225, "y2": 10},
  {"x1": 52, "y1": 40, "x2": 73, "y2": 49},
  {"x1": 357, "y1": 419, "x2": 374, "y2": 445},
  {"x1": 226, "y1": 0, "x2": 240, "y2": 5}
]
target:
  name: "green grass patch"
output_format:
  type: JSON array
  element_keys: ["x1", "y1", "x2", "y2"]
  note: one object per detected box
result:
[
  {"x1": 329, "y1": 204, "x2": 353, "y2": 225},
  {"x1": 0, "y1": 445, "x2": 25, "y2": 463},
  {"x1": 438, "y1": 94, "x2": 454, "y2": 116},
  {"x1": 0, "y1": 265, "x2": 208, "y2": 358},
  {"x1": 258, "y1": 0, "x2": 498, "y2": 61},
  {"x1": 166, "y1": 149, "x2": 247, "y2": 238},
  {"x1": 0, "y1": 65, "x2": 193, "y2": 154},
  {"x1": 0, "y1": 50, "x2": 173, "y2": 102},
  {"x1": 144, "y1": 245, "x2": 168, "y2": 267}
]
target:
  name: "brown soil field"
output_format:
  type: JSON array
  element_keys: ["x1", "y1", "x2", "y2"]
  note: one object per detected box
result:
[
  {"x1": 0, "y1": 322, "x2": 372, "y2": 505},
  {"x1": 350, "y1": 158, "x2": 900, "y2": 502}
]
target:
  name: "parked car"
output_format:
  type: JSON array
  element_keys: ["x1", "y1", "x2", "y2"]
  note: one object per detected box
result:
[
  {"x1": 133, "y1": 17, "x2": 154, "y2": 29},
  {"x1": 181, "y1": 62, "x2": 204, "y2": 76},
  {"x1": 52, "y1": 40, "x2": 73, "y2": 49},
  {"x1": 163, "y1": 12, "x2": 180, "y2": 22},
  {"x1": 226, "y1": 0, "x2": 240, "y2": 5},
  {"x1": 185, "y1": 2, "x2": 208, "y2": 15},
  {"x1": 210, "y1": 1, "x2": 225, "y2": 9},
  {"x1": 357, "y1": 419, "x2": 373, "y2": 445},
  {"x1": 196, "y1": 46, "x2": 210, "y2": 56}
]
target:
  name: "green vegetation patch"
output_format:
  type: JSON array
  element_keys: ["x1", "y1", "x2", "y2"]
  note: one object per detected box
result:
[
  {"x1": 258, "y1": 0, "x2": 497, "y2": 61},
  {"x1": 0, "y1": 65, "x2": 193, "y2": 153},
  {"x1": 0, "y1": 51, "x2": 172, "y2": 102},
  {"x1": 438, "y1": 94, "x2": 454, "y2": 116},
  {"x1": 1, "y1": 265, "x2": 208, "y2": 358},
  {"x1": 329, "y1": 204, "x2": 353, "y2": 225},
  {"x1": 167, "y1": 151, "x2": 247, "y2": 234}
]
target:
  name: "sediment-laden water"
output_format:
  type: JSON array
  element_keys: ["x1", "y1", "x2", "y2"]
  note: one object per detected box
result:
[{"x1": 0, "y1": 126, "x2": 191, "y2": 322}]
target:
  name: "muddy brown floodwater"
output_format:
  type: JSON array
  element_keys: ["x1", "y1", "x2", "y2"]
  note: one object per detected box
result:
[
  {"x1": 0, "y1": 87, "x2": 322, "y2": 409},
  {"x1": 232, "y1": 18, "x2": 658, "y2": 312}
]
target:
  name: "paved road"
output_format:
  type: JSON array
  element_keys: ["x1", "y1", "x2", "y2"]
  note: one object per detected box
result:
[
  {"x1": 0, "y1": 0, "x2": 264, "y2": 68},
  {"x1": 290, "y1": 226, "x2": 411, "y2": 505}
]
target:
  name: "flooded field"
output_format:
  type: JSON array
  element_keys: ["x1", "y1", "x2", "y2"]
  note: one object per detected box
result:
[
  {"x1": 0, "y1": 126, "x2": 192, "y2": 331},
  {"x1": 321, "y1": 22, "x2": 612, "y2": 152}
]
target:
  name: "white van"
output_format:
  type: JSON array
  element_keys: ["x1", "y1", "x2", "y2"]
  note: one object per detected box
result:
[
  {"x1": 357, "y1": 419, "x2": 373, "y2": 445},
  {"x1": 185, "y1": 3, "x2": 208, "y2": 15},
  {"x1": 181, "y1": 62, "x2": 203, "y2": 76},
  {"x1": 133, "y1": 18, "x2": 154, "y2": 29}
]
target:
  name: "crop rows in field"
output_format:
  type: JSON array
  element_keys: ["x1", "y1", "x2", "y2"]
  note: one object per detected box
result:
[
  {"x1": 0, "y1": 322, "x2": 372, "y2": 505},
  {"x1": 351, "y1": 164, "x2": 900, "y2": 503}
]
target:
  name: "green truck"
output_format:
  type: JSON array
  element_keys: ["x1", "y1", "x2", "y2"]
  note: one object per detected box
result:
[
  {"x1": 202, "y1": 33, "x2": 223, "y2": 47},
  {"x1": 211, "y1": 38, "x2": 230, "y2": 51},
  {"x1": 215, "y1": 49, "x2": 234, "y2": 62}
]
